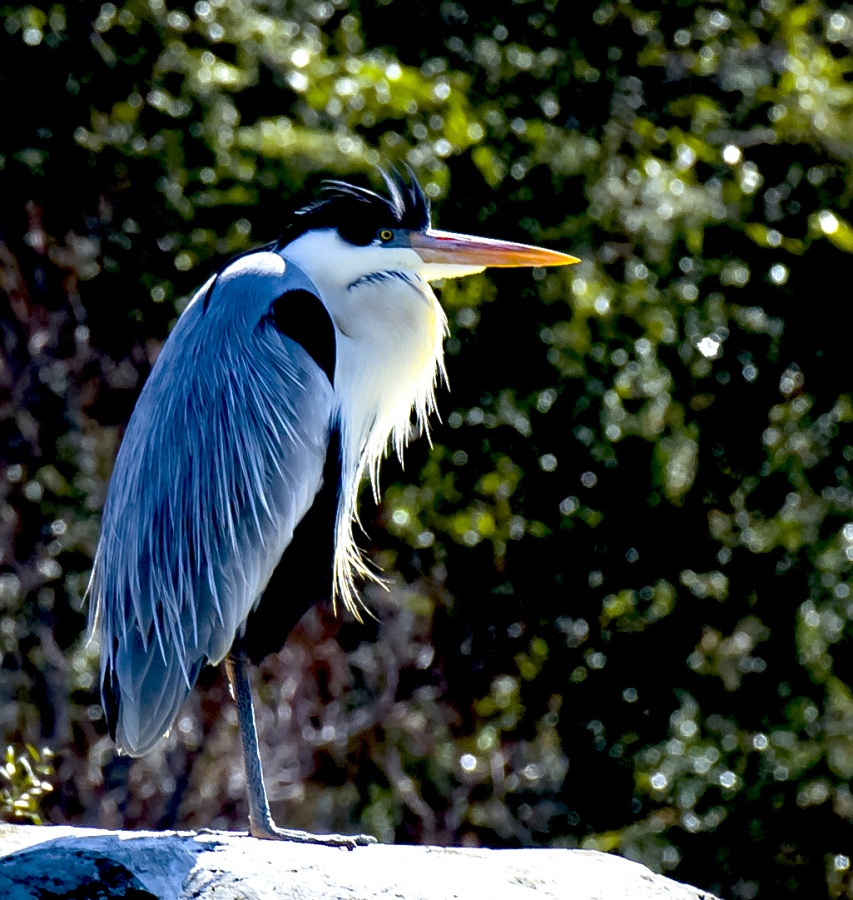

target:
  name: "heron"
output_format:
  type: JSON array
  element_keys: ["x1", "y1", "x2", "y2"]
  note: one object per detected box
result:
[{"x1": 88, "y1": 169, "x2": 578, "y2": 847}]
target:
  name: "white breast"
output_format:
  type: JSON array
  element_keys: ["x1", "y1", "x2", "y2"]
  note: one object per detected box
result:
[{"x1": 280, "y1": 230, "x2": 448, "y2": 615}]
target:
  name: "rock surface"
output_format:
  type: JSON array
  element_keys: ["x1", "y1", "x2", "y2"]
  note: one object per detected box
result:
[{"x1": 0, "y1": 824, "x2": 720, "y2": 899}]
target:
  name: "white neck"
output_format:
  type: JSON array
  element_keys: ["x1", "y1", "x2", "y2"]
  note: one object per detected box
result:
[{"x1": 281, "y1": 230, "x2": 448, "y2": 615}]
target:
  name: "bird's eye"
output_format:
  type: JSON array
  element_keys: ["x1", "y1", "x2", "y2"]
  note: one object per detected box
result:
[{"x1": 379, "y1": 229, "x2": 394, "y2": 242}]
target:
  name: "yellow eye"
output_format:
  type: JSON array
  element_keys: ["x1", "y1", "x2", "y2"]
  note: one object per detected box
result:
[{"x1": 379, "y1": 229, "x2": 394, "y2": 242}]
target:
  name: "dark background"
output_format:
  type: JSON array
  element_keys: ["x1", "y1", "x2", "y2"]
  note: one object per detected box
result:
[{"x1": 2, "y1": 1, "x2": 853, "y2": 897}]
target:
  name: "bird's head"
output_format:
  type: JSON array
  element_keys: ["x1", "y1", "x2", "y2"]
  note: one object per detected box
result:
[
  {"x1": 275, "y1": 168, "x2": 579, "y2": 295},
  {"x1": 193, "y1": 169, "x2": 578, "y2": 618}
]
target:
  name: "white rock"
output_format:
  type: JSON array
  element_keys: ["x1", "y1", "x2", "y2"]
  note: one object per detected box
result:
[{"x1": 0, "y1": 825, "x2": 719, "y2": 900}]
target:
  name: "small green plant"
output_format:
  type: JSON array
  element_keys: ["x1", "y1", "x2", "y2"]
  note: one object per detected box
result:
[{"x1": 0, "y1": 744, "x2": 54, "y2": 825}]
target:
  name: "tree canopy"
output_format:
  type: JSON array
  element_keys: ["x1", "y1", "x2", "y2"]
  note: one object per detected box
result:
[{"x1": 2, "y1": 1, "x2": 853, "y2": 897}]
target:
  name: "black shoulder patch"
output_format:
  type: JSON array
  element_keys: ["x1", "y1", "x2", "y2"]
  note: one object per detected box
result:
[{"x1": 271, "y1": 289, "x2": 336, "y2": 386}]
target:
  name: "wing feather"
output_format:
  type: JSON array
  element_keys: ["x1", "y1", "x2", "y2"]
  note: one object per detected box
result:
[{"x1": 89, "y1": 264, "x2": 335, "y2": 756}]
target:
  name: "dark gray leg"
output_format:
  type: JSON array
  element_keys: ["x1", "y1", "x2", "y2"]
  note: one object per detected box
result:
[{"x1": 224, "y1": 652, "x2": 375, "y2": 848}]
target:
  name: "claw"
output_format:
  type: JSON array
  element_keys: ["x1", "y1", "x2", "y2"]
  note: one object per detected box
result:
[{"x1": 249, "y1": 822, "x2": 376, "y2": 849}]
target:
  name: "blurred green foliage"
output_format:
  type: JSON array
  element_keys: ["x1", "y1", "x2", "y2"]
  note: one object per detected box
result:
[
  {"x1": 0, "y1": 745, "x2": 54, "y2": 824},
  {"x1": 2, "y1": 0, "x2": 853, "y2": 897}
]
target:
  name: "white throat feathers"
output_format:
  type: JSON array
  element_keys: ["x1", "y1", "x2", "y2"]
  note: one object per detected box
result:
[{"x1": 281, "y1": 229, "x2": 449, "y2": 616}]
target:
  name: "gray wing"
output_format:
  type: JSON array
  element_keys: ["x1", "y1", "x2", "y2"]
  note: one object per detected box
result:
[{"x1": 89, "y1": 256, "x2": 336, "y2": 756}]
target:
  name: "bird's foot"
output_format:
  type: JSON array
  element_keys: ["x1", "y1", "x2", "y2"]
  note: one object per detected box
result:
[{"x1": 249, "y1": 820, "x2": 376, "y2": 849}]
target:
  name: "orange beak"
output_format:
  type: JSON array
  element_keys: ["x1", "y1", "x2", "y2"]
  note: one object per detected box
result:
[{"x1": 410, "y1": 229, "x2": 579, "y2": 268}]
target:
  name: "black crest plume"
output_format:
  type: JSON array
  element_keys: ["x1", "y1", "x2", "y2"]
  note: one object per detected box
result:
[
  {"x1": 203, "y1": 168, "x2": 430, "y2": 311},
  {"x1": 278, "y1": 166, "x2": 431, "y2": 247}
]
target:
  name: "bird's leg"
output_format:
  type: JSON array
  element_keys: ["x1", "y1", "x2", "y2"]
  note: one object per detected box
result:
[{"x1": 224, "y1": 651, "x2": 375, "y2": 848}]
